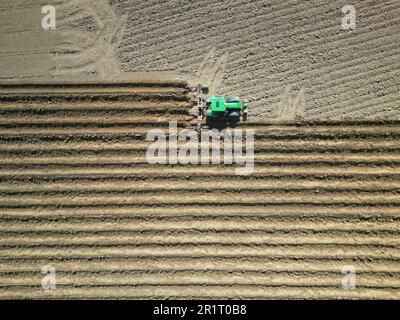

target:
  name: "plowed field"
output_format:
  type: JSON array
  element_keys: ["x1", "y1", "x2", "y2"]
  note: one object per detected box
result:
[{"x1": 0, "y1": 82, "x2": 399, "y2": 299}]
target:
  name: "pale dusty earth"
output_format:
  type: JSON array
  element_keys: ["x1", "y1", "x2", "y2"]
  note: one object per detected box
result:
[{"x1": 0, "y1": 0, "x2": 399, "y2": 300}]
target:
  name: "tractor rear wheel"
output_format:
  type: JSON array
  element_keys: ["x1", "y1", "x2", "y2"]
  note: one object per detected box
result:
[{"x1": 226, "y1": 96, "x2": 240, "y2": 103}]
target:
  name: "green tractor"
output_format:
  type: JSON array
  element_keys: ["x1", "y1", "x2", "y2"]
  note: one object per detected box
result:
[
  {"x1": 204, "y1": 96, "x2": 248, "y2": 126},
  {"x1": 194, "y1": 84, "x2": 248, "y2": 129}
]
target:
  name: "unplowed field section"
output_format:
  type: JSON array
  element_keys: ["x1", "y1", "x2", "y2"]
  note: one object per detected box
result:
[
  {"x1": 116, "y1": 0, "x2": 400, "y2": 119},
  {"x1": 0, "y1": 82, "x2": 399, "y2": 299}
]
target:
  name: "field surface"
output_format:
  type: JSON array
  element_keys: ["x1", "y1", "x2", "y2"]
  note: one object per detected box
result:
[
  {"x1": 0, "y1": 0, "x2": 399, "y2": 300},
  {"x1": 0, "y1": 82, "x2": 399, "y2": 299}
]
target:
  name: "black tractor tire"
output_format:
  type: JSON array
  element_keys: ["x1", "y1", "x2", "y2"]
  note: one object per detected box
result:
[
  {"x1": 227, "y1": 110, "x2": 241, "y2": 119},
  {"x1": 226, "y1": 96, "x2": 240, "y2": 103}
]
